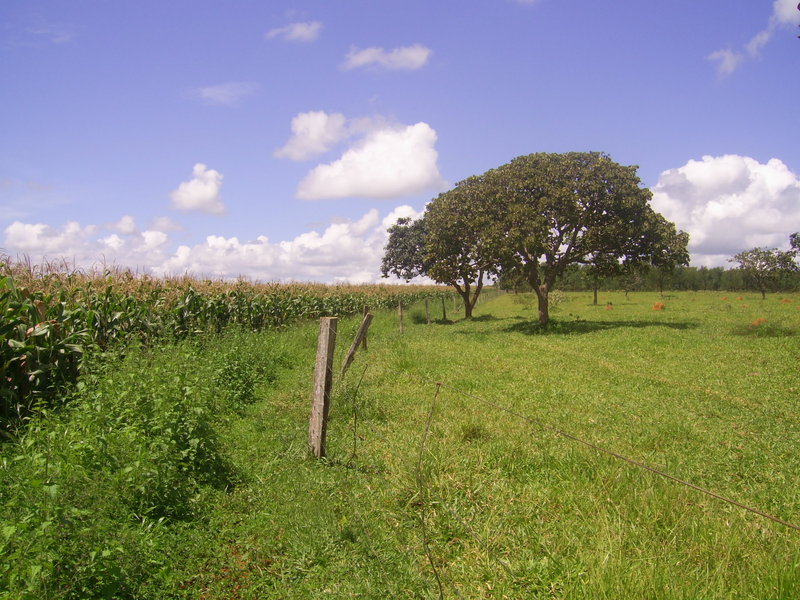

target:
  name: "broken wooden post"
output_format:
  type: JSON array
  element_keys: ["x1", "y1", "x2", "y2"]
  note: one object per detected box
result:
[
  {"x1": 341, "y1": 312, "x2": 373, "y2": 377},
  {"x1": 308, "y1": 317, "x2": 338, "y2": 459}
]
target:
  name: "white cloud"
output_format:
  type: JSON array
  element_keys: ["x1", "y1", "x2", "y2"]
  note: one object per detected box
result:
[
  {"x1": 651, "y1": 155, "x2": 800, "y2": 266},
  {"x1": 142, "y1": 230, "x2": 168, "y2": 249},
  {"x1": 341, "y1": 44, "x2": 431, "y2": 71},
  {"x1": 155, "y1": 207, "x2": 424, "y2": 282},
  {"x1": 149, "y1": 216, "x2": 183, "y2": 232},
  {"x1": 296, "y1": 122, "x2": 447, "y2": 200},
  {"x1": 2, "y1": 207, "x2": 427, "y2": 283},
  {"x1": 707, "y1": 49, "x2": 744, "y2": 77},
  {"x1": 710, "y1": 0, "x2": 799, "y2": 75},
  {"x1": 170, "y1": 164, "x2": 225, "y2": 215},
  {"x1": 274, "y1": 111, "x2": 349, "y2": 161},
  {"x1": 194, "y1": 82, "x2": 258, "y2": 107},
  {"x1": 112, "y1": 215, "x2": 137, "y2": 235},
  {"x1": 265, "y1": 21, "x2": 322, "y2": 42},
  {"x1": 772, "y1": 0, "x2": 800, "y2": 24},
  {"x1": 3, "y1": 220, "x2": 170, "y2": 269},
  {"x1": 4, "y1": 221, "x2": 97, "y2": 255},
  {"x1": 745, "y1": 29, "x2": 773, "y2": 57}
]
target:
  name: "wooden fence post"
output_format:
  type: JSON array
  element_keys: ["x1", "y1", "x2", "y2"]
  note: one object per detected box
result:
[
  {"x1": 398, "y1": 302, "x2": 404, "y2": 334},
  {"x1": 425, "y1": 299, "x2": 430, "y2": 324},
  {"x1": 441, "y1": 297, "x2": 447, "y2": 321},
  {"x1": 361, "y1": 305, "x2": 369, "y2": 350},
  {"x1": 308, "y1": 317, "x2": 337, "y2": 459},
  {"x1": 341, "y1": 313, "x2": 373, "y2": 377}
]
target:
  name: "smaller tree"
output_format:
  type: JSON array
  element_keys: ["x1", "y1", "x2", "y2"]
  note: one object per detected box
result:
[
  {"x1": 381, "y1": 217, "x2": 429, "y2": 282},
  {"x1": 729, "y1": 246, "x2": 798, "y2": 299},
  {"x1": 423, "y1": 176, "x2": 506, "y2": 318}
]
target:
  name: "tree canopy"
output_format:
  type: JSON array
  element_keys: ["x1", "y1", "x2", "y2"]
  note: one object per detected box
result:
[
  {"x1": 729, "y1": 238, "x2": 799, "y2": 299},
  {"x1": 380, "y1": 217, "x2": 428, "y2": 282},
  {"x1": 382, "y1": 151, "x2": 689, "y2": 325},
  {"x1": 486, "y1": 152, "x2": 687, "y2": 324}
]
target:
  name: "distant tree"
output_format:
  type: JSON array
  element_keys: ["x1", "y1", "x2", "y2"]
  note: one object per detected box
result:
[
  {"x1": 645, "y1": 214, "x2": 690, "y2": 295},
  {"x1": 423, "y1": 176, "x2": 507, "y2": 318},
  {"x1": 729, "y1": 246, "x2": 798, "y2": 299},
  {"x1": 495, "y1": 266, "x2": 531, "y2": 294},
  {"x1": 486, "y1": 152, "x2": 680, "y2": 325},
  {"x1": 586, "y1": 252, "x2": 624, "y2": 305},
  {"x1": 381, "y1": 217, "x2": 429, "y2": 282},
  {"x1": 791, "y1": 231, "x2": 799, "y2": 252}
]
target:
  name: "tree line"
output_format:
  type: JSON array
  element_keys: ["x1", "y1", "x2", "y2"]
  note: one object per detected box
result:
[{"x1": 382, "y1": 152, "x2": 798, "y2": 323}]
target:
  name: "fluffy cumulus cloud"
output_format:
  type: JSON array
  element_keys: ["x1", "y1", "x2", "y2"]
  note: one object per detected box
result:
[
  {"x1": 295, "y1": 122, "x2": 447, "y2": 200},
  {"x1": 155, "y1": 207, "x2": 423, "y2": 282},
  {"x1": 341, "y1": 44, "x2": 431, "y2": 71},
  {"x1": 651, "y1": 155, "x2": 800, "y2": 266},
  {"x1": 265, "y1": 21, "x2": 322, "y2": 43},
  {"x1": 274, "y1": 111, "x2": 349, "y2": 161},
  {"x1": 2, "y1": 207, "x2": 425, "y2": 283},
  {"x1": 170, "y1": 164, "x2": 224, "y2": 214},
  {"x1": 708, "y1": 0, "x2": 799, "y2": 76},
  {"x1": 194, "y1": 82, "x2": 259, "y2": 107},
  {"x1": 3, "y1": 220, "x2": 170, "y2": 269},
  {"x1": 4, "y1": 221, "x2": 97, "y2": 255}
]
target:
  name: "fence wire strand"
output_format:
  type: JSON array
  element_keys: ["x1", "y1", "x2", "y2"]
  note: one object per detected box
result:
[{"x1": 379, "y1": 365, "x2": 800, "y2": 534}]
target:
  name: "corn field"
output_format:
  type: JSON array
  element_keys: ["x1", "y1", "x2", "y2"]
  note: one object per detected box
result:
[{"x1": 0, "y1": 258, "x2": 450, "y2": 435}]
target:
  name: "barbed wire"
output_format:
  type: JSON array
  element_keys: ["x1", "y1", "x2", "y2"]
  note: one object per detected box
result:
[{"x1": 374, "y1": 364, "x2": 800, "y2": 534}]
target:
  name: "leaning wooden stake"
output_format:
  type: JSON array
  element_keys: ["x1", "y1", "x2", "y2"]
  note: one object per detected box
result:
[
  {"x1": 361, "y1": 305, "x2": 369, "y2": 350},
  {"x1": 341, "y1": 313, "x2": 373, "y2": 377},
  {"x1": 441, "y1": 297, "x2": 447, "y2": 321},
  {"x1": 308, "y1": 317, "x2": 338, "y2": 459}
]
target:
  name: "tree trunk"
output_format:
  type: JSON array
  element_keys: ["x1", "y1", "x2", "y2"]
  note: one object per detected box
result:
[
  {"x1": 454, "y1": 284, "x2": 473, "y2": 319},
  {"x1": 534, "y1": 284, "x2": 549, "y2": 326}
]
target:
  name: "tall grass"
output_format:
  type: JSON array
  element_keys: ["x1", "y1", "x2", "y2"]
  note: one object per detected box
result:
[{"x1": 0, "y1": 328, "x2": 290, "y2": 599}]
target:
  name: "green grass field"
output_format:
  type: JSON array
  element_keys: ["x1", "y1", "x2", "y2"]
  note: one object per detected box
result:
[
  {"x1": 181, "y1": 290, "x2": 800, "y2": 599},
  {"x1": 3, "y1": 290, "x2": 800, "y2": 598}
]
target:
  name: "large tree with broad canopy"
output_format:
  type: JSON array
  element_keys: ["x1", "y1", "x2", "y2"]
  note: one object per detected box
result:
[
  {"x1": 382, "y1": 151, "x2": 687, "y2": 325},
  {"x1": 486, "y1": 152, "x2": 685, "y2": 325}
]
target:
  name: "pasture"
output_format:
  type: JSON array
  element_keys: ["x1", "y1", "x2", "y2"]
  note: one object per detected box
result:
[
  {"x1": 2, "y1": 290, "x2": 799, "y2": 598},
  {"x1": 186, "y1": 290, "x2": 800, "y2": 598}
]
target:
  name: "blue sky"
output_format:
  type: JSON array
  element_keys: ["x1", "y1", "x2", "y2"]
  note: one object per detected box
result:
[{"x1": 2, "y1": 0, "x2": 799, "y2": 282}]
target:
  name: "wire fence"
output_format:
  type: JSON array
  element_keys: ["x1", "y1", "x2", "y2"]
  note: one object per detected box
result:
[{"x1": 318, "y1": 300, "x2": 799, "y2": 596}]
